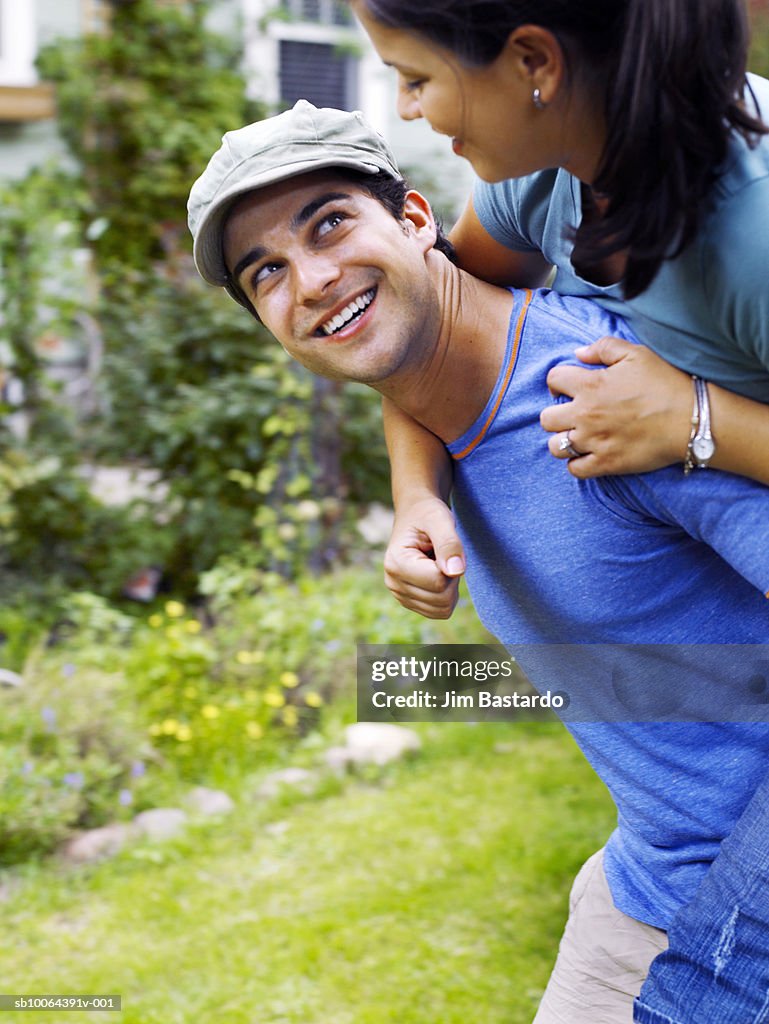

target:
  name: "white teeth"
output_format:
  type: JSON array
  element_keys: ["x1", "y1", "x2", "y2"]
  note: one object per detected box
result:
[{"x1": 321, "y1": 289, "x2": 375, "y2": 336}]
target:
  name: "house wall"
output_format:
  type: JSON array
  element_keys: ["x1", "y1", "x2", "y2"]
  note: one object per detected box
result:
[{"x1": 0, "y1": 0, "x2": 81, "y2": 182}]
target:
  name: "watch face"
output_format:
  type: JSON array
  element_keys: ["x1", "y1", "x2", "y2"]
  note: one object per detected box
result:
[{"x1": 692, "y1": 436, "x2": 715, "y2": 463}]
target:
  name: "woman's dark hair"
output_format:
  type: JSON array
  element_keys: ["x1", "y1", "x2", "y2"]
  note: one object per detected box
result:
[{"x1": 361, "y1": 0, "x2": 767, "y2": 297}]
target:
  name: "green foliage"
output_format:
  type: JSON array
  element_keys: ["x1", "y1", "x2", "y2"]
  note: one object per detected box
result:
[
  {"x1": 36, "y1": 0, "x2": 257, "y2": 271},
  {"x1": 0, "y1": 167, "x2": 90, "y2": 390},
  {"x1": 0, "y1": 563, "x2": 486, "y2": 864},
  {"x1": 1, "y1": 0, "x2": 391, "y2": 607},
  {"x1": 0, "y1": 646, "x2": 158, "y2": 866},
  {"x1": 751, "y1": 10, "x2": 769, "y2": 77}
]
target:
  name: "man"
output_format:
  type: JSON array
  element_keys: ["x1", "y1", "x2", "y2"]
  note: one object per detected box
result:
[{"x1": 188, "y1": 102, "x2": 769, "y2": 1024}]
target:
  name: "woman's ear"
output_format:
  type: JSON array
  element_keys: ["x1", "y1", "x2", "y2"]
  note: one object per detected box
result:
[
  {"x1": 503, "y1": 24, "x2": 565, "y2": 105},
  {"x1": 403, "y1": 190, "x2": 438, "y2": 253}
]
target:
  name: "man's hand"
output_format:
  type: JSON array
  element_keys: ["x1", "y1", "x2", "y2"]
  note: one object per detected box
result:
[
  {"x1": 540, "y1": 337, "x2": 692, "y2": 477},
  {"x1": 384, "y1": 497, "x2": 466, "y2": 619}
]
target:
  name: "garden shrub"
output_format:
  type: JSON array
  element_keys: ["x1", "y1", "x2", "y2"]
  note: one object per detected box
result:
[{"x1": 0, "y1": 564, "x2": 487, "y2": 863}]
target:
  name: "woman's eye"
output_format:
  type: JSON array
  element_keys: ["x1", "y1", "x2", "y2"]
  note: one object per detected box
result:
[{"x1": 404, "y1": 78, "x2": 425, "y2": 93}]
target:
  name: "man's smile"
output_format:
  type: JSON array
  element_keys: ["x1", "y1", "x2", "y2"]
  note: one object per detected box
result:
[{"x1": 313, "y1": 286, "x2": 377, "y2": 339}]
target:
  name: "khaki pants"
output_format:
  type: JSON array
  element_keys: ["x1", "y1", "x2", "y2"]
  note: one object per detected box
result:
[{"x1": 533, "y1": 850, "x2": 669, "y2": 1024}]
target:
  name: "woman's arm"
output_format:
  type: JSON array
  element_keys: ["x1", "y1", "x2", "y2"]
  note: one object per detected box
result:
[
  {"x1": 383, "y1": 200, "x2": 552, "y2": 618},
  {"x1": 541, "y1": 337, "x2": 769, "y2": 485}
]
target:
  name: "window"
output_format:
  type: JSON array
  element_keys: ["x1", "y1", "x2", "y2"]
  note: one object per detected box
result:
[
  {"x1": 279, "y1": 39, "x2": 357, "y2": 110},
  {"x1": 0, "y1": 0, "x2": 36, "y2": 86},
  {"x1": 275, "y1": 0, "x2": 358, "y2": 110},
  {"x1": 280, "y1": 0, "x2": 353, "y2": 28}
]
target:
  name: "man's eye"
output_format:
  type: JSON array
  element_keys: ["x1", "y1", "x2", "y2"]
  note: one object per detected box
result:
[
  {"x1": 316, "y1": 212, "x2": 345, "y2": 238},
  {"x1": 254, "y1": 262, "x2": 282, "y2": 285}
]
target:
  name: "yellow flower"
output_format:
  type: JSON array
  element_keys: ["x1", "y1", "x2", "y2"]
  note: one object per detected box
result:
[
  {"x1": 280, "y1": 671, "x2": 299, "y2": 689},
  {"x1": 183, "y1": 685, "x2": 199, "y2": 699},
  {"x1": 245, "y1": 721, "x2": 264, "y2": 740},
  {"x1": 244, "y1": 689, "x2": 259, "y2": 703},
  {"x1": 304, "y1": 691, "x2": 323, "y2": 708},
  {"x1": 176, "y1": 725, "x2": 193, "y2": 742},
  {"x1": 148, "y1": 613, "x2": 163, "y2": 628},
  {"x1": 201, "y1": 704, "x2": 220, "y2": 719},
  {"x1": 235, "y1": 649, "x2": 265, "y2": 665},
  {"x1": 281, "y1": 706, "x2": 299, "y2": 727},
  {"x1": 164, "y1": 600, "x2": 185, "y2": 618},
  {"x1": 161, "y1": 718, "x2": 179, "y2": 735},
  {"x1": 184, "y1": 619, "x2": 202, "y2": 634},
  {"x1": 264, "y1": 689, "x2": 285, "y2": 708},
  {"x1": 148, "y1": 723, "x2": 163, "y2": 736}
]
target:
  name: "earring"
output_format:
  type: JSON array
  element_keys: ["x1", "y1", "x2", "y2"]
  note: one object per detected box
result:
[{"x1": 532, "y1": 87, "x2": 546, "y2": 110}]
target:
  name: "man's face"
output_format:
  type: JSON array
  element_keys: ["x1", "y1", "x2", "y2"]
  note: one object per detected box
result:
[{"x1": 223, "y1": 170, "x2": 440, "y2": 384}]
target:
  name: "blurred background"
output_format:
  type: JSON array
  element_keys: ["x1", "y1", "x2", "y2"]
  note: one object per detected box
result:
[{"x1": 0, "y1": 3, "x2": 767, "y2": 1021}]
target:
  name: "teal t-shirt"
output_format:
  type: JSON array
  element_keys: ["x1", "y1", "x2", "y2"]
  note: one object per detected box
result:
[{"x1": 473, "y1": 74, "x2": 769, "y2": 401}]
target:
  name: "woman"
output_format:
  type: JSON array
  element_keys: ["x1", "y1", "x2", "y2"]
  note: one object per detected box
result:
[{"x1": 350, "y1": 1, "x2": 769, "y2": 1022}]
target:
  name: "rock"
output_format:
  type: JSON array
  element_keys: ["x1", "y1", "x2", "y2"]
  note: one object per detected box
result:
[
  {"x1": 0, "y1": 669, "x2": 23, "y2": 688},
  {"x1": 59, "y1": 823, "x2": 138, "y2": 864},
  {"x1": 356, "y1": 502, "x2": 394, "y2": 546},
  {"x1": 186, "y1": 786, "x2": 234, "y2": 817},
  {"x1": 256, "y1": 767, "x2": 318, "y2": 799},
  {"x1": 343, "y1": 722, "x2": 421, "y2": 765},
  {"x1": 323, "y1": 745, "x2": 355, "y2": 775},
  {"x1": 133, "y1": 808, "x2": 187, "y2": 841},
  {"x1": 264, "y1": 821, "x2": 290, "y2": 837}
]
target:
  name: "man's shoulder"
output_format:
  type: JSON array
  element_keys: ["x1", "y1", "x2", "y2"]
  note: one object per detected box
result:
[{"x1": 525, "y1": 288, "x2": 640, "y2": 348}]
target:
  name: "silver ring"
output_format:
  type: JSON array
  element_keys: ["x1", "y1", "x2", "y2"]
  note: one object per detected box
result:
[{"x1": 558, "y1": 431, "x2": 584, "y2": 459}]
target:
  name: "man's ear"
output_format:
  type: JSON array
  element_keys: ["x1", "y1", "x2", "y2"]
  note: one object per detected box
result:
[
  {"x1": 403, "y1": 190, "x2": 437, "y2": 253},
  {"x1": 502, "y1": 24, "x2": 565, "y2": 105}
]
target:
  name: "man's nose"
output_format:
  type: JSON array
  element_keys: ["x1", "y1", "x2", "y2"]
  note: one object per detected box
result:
[
  {"x1": 397, "y1": 81, "x2": 422, "y2": 121},
  {"x1": 293, "y1": 254, "x2": 341, "y2": 304}
]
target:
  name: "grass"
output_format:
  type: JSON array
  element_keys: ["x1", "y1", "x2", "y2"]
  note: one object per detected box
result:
[{"x1": 0, "y1": 722, "x2": 614, "y2": 1024}]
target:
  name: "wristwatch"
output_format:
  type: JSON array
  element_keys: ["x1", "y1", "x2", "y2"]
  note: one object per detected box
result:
[{"x1": 684, "y1": 375, "x2": 716, "y2": 473}]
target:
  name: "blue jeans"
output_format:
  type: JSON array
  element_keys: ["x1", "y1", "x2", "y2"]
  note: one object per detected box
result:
[{"x1": 634, "y1": 767, "x2": 769, "y2": 1024}]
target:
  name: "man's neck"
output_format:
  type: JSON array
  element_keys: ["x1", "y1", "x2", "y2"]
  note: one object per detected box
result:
[{"x1": 376, "y1": 256, "x2": 515, "y2": 444}]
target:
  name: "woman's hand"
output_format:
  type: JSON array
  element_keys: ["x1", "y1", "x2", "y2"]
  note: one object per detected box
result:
[
  {"x1": 540, "y1": 337, "x2": 692, "y2": 476},
  {"x1": 383, "y1": 497, "x2": 466, "y2": 620}
]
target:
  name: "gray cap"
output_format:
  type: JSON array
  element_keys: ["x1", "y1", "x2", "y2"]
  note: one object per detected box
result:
[{"x1": 188, "y1": 100, "x2": 401, "y2": 296}]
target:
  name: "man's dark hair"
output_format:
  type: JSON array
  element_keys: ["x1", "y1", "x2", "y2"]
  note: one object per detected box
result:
[{"x1": 345, "y1": 169, "x2": 457, "y2": 264}]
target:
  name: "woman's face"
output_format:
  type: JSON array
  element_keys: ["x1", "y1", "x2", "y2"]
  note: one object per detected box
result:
[{"x1": 352, "y1": 4, "x2": 561, "y2": 182}]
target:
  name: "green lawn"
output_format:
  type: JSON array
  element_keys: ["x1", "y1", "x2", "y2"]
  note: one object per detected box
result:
[{"x1": 1, "y1": 722, "x2": 614, "y2": 1024}]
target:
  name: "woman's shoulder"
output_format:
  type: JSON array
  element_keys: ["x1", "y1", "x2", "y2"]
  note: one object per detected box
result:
[{"x1": 473, "y1": 168, "x2": 574, "y2": 255}]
